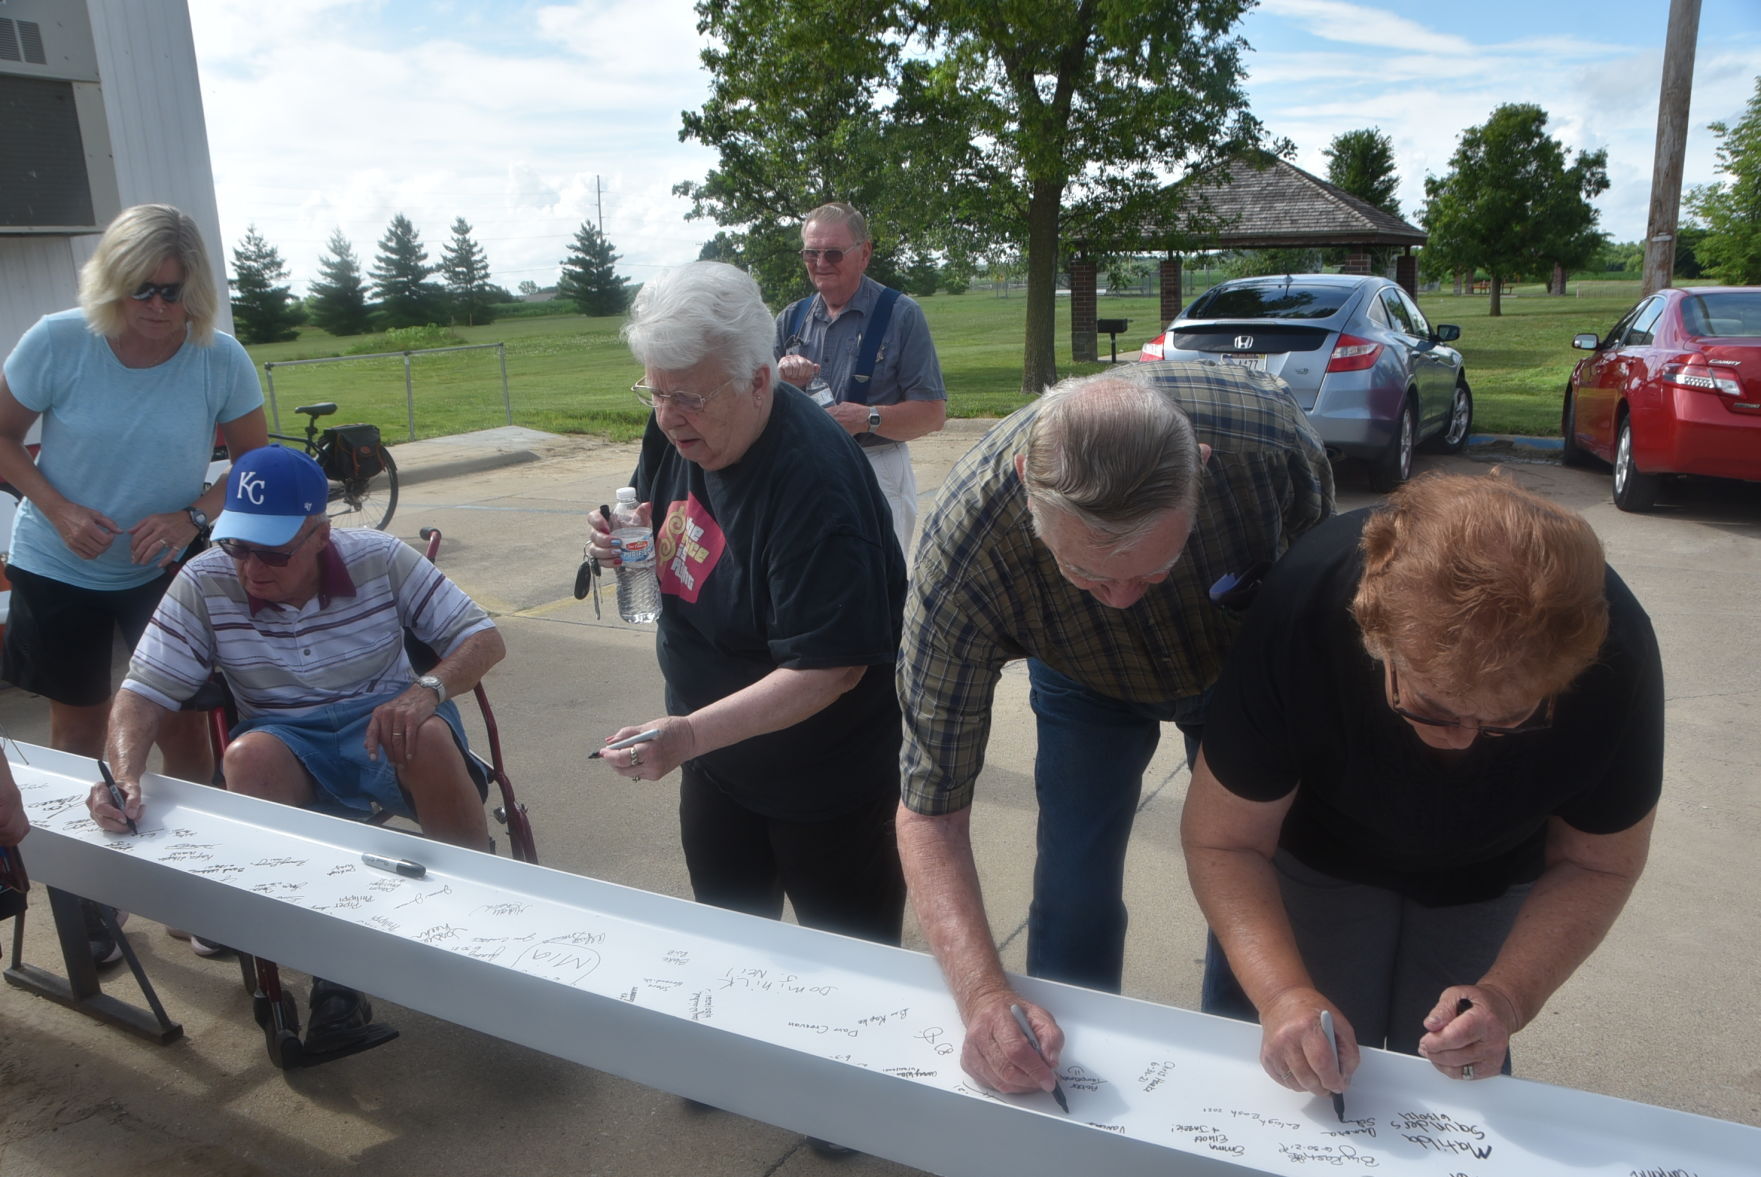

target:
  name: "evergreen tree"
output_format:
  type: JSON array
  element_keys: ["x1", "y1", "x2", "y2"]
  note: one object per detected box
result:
[
  {"x1": 440, "y1": 216, "x2": 496, "y2": 326},
  {"x1": 557, "y1": 222, "x2": 628, "y2": 316},
  {"x1": 307, "y1": 230, "x2": 372, "y2": 336},
  {"x1": 370, "y1": 214, "x2": 444, "y2": 328},
  {"x1": 229, "y1": 226, "x2": 303, "y2": 344},
  {"x1": 1687, "y1": 75, "x2": 1761, "y2": 286}
]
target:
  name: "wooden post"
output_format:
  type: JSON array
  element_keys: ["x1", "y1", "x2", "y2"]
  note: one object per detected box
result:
[{"x1": 1641, "y1": 0, "x2": 1702, "y2": 297}]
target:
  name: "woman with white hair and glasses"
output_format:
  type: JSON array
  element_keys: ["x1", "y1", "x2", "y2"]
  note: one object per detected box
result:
[
  {"x1": 0, "y1": 203, "x2": 268, "y2": 964},
  {"x1": 1183, "y1": 472, "x2": 1662, "y2": 1099},
  {"x1": 587, "y1": 261, "x2": 909, "y2": 961}
]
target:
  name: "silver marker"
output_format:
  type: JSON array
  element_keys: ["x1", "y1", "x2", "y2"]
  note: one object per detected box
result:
[{"x1": 362, "y1": 852, "x2": 426, "y2": 878}]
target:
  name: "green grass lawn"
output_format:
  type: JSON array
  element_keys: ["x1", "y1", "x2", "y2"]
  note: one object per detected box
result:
[{"x1": 242, "y1": 283, "x2": 1643, "y2": 445}]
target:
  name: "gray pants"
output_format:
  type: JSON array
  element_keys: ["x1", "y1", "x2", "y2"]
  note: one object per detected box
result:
[{"x1": 1201, "y1": 849, "x2": 1530, "y2": 1060}]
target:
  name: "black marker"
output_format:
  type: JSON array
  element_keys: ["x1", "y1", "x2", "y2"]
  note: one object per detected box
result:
[
  {"x1": 97, "y1": 759, "x2": 138, "y2": 835},
  {"x1": 362, "y1": 852, "x2": 426, "y2": 878},
  {"x1": 1456, "y1": 996, "x2": 1474, "y2": 1016},
  {"x1": 1320, "y1": 1009, "x2": 1345, "y2": 1122},
  {"x1": 1009, "y1": 1002, "x2": 1070, "y2": 1113}
]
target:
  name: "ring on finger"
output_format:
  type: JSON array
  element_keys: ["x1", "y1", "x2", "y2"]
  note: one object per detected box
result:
[
  {"x1": 630, "y1": 748, "x2": 643, "y2": 767},
  {"x1": 1461, "y1": 1064, "x2": 1475, "y2": 1080}
]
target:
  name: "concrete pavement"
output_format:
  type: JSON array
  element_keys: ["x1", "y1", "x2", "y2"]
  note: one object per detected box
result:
[{"x1": 1, "y1": 422, "x2": 1757, "y2": 1176}]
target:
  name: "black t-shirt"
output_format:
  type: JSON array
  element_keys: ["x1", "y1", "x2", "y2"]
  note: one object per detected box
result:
[
  {"x1": 1204, "y1": 510, "x2": 1664, "y2": 906},
  {"x1": 634, "y1": 385, "x2": 906, "y2": 821}
]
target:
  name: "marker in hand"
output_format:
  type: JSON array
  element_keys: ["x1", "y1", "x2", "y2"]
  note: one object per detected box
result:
[
  {"x1": 97, "y1": 759, "x2": 138, "y2": 835},
  {"x1": 1009, "y1": 1003, "x2": 1070, "y2": 1113},
  {"x1": 1320, "y1": 1009, "x2": 1345, "y2": 1122},
  {"x1": 589, "y1": 729, "x2": 661, "y2": 759}
]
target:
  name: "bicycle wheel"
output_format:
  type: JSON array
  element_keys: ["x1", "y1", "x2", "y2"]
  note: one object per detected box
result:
[{"x1": 326, "y1": 446, "x2": 398, "y2": 531}]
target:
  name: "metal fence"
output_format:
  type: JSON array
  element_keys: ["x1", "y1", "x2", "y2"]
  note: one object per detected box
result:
[{"x1": 261, "y1": 342, "x2": 511, "y2": 439}]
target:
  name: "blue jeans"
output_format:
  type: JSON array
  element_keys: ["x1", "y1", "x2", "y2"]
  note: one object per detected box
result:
[{"x1": 1025, "y1": 658, "x2": 1206, "y2": 993}]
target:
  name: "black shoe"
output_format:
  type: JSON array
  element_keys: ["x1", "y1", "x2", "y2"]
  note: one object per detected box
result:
[
  {"x1": 302, "y1": 978, "x2": 399, "y2": 1062},
  {"x1": 806, "y1": 1138, "x2": 858, "y2": 1159},
  {"x1": 80, "y1": 899, "x2": 125, "y2": 969}
]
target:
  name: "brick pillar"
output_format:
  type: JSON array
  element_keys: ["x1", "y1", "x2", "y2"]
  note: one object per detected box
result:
[
  {"x1": 1159, "y1": 256, "x2": 1184, "y2": 325},
  {"x1": 1340, "y1": 251, "x2": 1371, "y2": 275},
  {"x1": 1395, "y1": 254, "x2": 1419, "y2": 299},
  {"x1": 1071, "y1": 259, "x2": 1098, "y2": 363}
]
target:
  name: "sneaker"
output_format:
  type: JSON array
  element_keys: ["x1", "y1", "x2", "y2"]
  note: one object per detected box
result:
[
  {"x1": 166, "y1": 927, "x2": 232, "y2": 957},
  {"x1": 80, "y1": 899, "x2": 125, "y2": 968}
]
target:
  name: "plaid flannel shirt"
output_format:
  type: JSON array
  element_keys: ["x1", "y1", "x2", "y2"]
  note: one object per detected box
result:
[{"x1": 898, "y1": 361, "x2": 1335, "y2": 815}]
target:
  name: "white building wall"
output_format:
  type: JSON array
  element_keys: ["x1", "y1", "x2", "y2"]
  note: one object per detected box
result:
[{"x1": 0, "y1": 0, "x2": 230, "y2": 359}]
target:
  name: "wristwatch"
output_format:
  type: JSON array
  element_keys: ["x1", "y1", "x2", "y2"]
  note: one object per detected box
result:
[
  {"x1": 866, "y1": 408, "x2": 882, "y2": 433},
  {"x1": 416, "y1": 674, "x2": 447, "y2": 704},
  {"x1": 185, "y1": 506, "x2": 209, "y2": 531}
]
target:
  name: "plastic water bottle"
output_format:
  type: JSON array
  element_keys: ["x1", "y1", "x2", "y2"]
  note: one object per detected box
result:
[{"x1": 611, "y1": 487, "x2": 661, "y2": 624}]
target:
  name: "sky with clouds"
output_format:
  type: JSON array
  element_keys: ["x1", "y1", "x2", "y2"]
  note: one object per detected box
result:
[{"x1": 185, "y1": 0, "x2": 1761, "y2": 295}]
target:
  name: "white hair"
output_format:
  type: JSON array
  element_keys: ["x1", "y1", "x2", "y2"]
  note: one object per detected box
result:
[{"x1": 621, "y1": 262, "x2": 778, "y2": 385}]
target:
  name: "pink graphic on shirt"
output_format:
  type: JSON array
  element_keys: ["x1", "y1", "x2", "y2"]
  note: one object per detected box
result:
[{"x1": 655, "y1": 493, "x2": 725, "y2": 603}]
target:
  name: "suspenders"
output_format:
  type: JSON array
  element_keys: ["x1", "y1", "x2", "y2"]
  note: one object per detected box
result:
[{"x1": 786, "y1": 286, "x2": 901, "y2": 407}]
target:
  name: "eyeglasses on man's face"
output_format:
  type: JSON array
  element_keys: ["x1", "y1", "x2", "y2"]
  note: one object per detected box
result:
[
  {"x1": 1387, "y1": 664, "x2": 1554, "y2": 737},
  {"x1": 129, "y1": 281, "x2": 185, "y2": 304},
  {"x1": 632, "y1": 376, "x2": 738, "y2": 414},
  {"x1": 800, "y1": 247, "x2": 858, "y2": 265},
  {"x1": 217, "y1": 527, "x2": 316, "y2": 568}
]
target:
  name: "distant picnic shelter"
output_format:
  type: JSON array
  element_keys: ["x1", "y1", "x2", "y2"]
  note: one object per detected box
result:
[{"x1": 1069, "y1": 154, "x2": 1429, "y2": 362}]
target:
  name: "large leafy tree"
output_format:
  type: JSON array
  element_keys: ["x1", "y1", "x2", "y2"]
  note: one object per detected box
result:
[
  {"x1": 370, "y1": 213, "x2": 444, "y2": 329},
  {"x1": 557, "y1": 222, "x2": 628, "y2": 316},
  {"x1": 440, "y1": 216, "x2": 497, "y2": 326},
  {"x1": 229, "y1": 226, "x2": 302, "y2": 344},
  {"x1": 1421, "y1": 104, "x2": 1608, "y2": 315},
  {"x1": 679, "y1": 0, "x2": 1265, "y2": 395},
  {"x1": 307, "y1": 230, "x2": 372, "y2": 336},
  {"x1": 1686, "y1": 75, "x2": 1761, "y2": 286}
]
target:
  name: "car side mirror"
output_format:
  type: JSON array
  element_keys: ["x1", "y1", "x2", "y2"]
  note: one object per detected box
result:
[
  {"x1": 1571, "y1": 333, "x2": 1601, "y2": 351},
  {"x1": 1433, "y1": 324, "x2": 1461, "y2": 343}
]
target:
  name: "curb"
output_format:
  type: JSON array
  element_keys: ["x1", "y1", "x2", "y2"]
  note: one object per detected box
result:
[{"x1": 1467, "y1": 434, "x2": 1563, "y2": 452}]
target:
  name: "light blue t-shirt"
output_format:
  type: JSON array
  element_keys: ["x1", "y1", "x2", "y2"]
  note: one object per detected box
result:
[{"x1": 3, "y1": 309, "x2": 263, "y2": 590}]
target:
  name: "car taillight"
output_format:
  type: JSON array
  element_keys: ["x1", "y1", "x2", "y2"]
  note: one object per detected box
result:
[
  {"x1": 1662, "y1": 358, "x2": 1741, "y2": 397},
  {"x1": 1139, "y1": 335, "x2": 1166, "y2": 361},
  {"x1": 1326, "y1": 334, "x2": 1382, "y2": 372}
]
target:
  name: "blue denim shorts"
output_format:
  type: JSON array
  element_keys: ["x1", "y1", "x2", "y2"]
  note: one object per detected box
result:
[{"x1": 232, "y1": 695, "x2": 473, "y2": 820}]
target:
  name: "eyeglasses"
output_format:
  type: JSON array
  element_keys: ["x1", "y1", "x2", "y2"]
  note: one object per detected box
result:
[
  {"x1": 632, "y1": 377, "x2": 737, "y2": 414},
  {"x1": 800, "y1": 247, "x2": 858, "y2": 265},
  {"x1": 128, "y1": 281, "x2": 185, "y2": 304},
  {"x1": 1388, "y1": 664, "x2": 1553, "y2": 737},
  {"x1": 216, "y1": 528, "x2": 315, "y2": 568}
]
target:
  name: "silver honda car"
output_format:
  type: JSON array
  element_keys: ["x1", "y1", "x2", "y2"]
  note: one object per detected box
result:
[{"x1": 1138, "y1": 274, "x2": 1471, "y2": 489}]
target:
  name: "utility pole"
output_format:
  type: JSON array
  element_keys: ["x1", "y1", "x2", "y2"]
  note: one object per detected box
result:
[
  {"x1": 1641, "y1": 0, "x2": 1701, "y2": 297},
  {"x1": 596, "y1": 175, "x2": 604, "y2": 235}
]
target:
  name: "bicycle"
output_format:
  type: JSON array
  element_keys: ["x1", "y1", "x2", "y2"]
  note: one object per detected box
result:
[{"x1": 266, "y1": 401, "x2": 399, "y2": 531}]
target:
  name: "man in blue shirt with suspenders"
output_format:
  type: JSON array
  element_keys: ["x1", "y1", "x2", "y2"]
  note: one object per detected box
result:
[{"x1": 775, "y1": 203, "x2": 947, "y2": 558}]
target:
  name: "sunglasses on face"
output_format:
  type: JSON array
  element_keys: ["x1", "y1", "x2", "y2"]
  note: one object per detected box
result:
[
  {"x1": 799, "y1": 248, "x2": 857, "y2": 265},
  {"x1": 216, "y1": 529, "x2": 314, "y2": 567},
  {"x1": 128, "y1": 281, "x2": 185, "y2": 304}
]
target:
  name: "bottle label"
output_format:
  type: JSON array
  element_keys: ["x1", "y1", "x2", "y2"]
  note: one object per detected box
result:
[{"x1": 614, "y1": 530, "x2": 654, "y2": 566}]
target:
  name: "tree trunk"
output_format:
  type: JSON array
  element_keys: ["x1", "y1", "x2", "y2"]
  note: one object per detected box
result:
[
  {"x1": 1020, "y1": 179, "x2": 1064, "y2": 397},
  {"x1": 1489, "y1": 275, "x2": 1504, "y2": 317}
]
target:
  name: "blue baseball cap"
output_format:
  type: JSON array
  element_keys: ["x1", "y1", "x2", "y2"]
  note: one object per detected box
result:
[{"x1": 210, "y1": 445, "x2": 327, "y2": 546}]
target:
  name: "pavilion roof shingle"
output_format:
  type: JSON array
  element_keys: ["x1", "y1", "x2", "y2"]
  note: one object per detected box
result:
[{"x1": 1148, "y1": 153, "x2": 1427, "y2": 250}]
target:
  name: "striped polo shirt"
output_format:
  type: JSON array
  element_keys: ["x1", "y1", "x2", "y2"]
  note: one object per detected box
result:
[{"x1": 123, "y1": 528, "x2": 494, "y2": 721}]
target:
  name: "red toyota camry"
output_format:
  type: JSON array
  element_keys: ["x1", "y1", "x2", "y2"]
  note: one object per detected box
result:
[{"x1": 1563, "y1": 286, "x2": 1761, "y2": 511}]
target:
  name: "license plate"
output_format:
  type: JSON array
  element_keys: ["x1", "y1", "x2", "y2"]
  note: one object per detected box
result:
[{"x1": 1221, "y1": 353, "x2": 1266, "y2": 371}]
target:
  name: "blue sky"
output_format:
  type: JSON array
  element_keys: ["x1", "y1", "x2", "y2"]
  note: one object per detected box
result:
[{"x1": 186, "y1": 0, "x2": 1761, "y2": 294}]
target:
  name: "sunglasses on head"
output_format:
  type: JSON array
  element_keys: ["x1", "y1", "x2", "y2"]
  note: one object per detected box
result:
[
  {"x1": 128, "y1": 281, "x2": 185, "y2": 304},
  {"x1": 216, "y1": 528, "x2": 314, "y2": 567}
]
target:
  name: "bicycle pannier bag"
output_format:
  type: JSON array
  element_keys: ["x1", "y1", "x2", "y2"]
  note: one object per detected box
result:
[{"x1": 321, "y1": 424, "x2": 384, "y2": 480}]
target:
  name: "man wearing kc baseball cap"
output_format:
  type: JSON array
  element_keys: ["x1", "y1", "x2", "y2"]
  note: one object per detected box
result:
[{"x1": 210, "y1": 444, "x2": 328, "y2": 547}]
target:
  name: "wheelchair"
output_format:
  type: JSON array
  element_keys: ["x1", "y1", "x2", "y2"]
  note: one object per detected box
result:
[{"x1": 191, "y1": 526, "x2": 536, "y2": 1068}]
